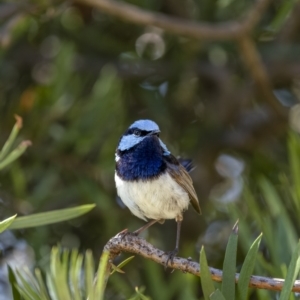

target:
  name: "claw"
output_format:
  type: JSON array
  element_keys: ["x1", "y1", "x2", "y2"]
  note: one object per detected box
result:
[
  {"x1": 117, "y1": 228, "x2": 141, "y2": 242},
  {"x1": 164, "y1": 248, "x2": 178, "y2": 269},
  {"x1": 119, "y1": 228, "x2": 129, "y2": 235},
  {"x1": 117, "y1": 228, "x2": 130, "y2": 240}
]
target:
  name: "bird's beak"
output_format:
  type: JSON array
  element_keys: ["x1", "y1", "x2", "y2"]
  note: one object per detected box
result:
[{"x1": 148, "y1": 129, "x2": 160, "y2": 136}]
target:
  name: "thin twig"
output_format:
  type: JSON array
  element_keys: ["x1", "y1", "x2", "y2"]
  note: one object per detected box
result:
[
  {"x1": 76, "y1": 0, "x2": 270, "y2": 41},
  {"x1": 104, "y1": 233, "x2": 300, "y2": 293}
]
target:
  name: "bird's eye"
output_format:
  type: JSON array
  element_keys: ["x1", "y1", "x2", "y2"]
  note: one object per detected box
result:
[{"x1": 133, "y1": 129, "x2": 141, "y2": 136}]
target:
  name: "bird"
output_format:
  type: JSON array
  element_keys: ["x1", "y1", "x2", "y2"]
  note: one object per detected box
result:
[{"x1": 115, "y1": 119, "x2": 201, "y2": 264}]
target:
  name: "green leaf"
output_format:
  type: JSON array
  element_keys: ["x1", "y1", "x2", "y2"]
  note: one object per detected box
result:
[
  {"x1": 10, "y1": 247, "x2": 110, "y2": 300},
  {"x1": 0, "y1": 115, "x2": 22, "y2": 162},
  {"x1": 34, "y1": 269, "x2": 51, "y2": 300},
  {"x1": 15, "y1": 269, "x2": 41, "y2": 300},
  {"x1": 279, "y1": 240, "x2": 300, "y2": 300},
  {"x1": 69, "y1": 250, "x2": 83, "y2": 300},
  {"x1": 0, "y1": 215, "x2": 17, "y2": 234},
  {"x1": 210, "y1": 289, "x2": 226, "y2": 300},
  {"x1": 8, "y1": 204, "x2": 95, "y2": 229},
  {"x1": 8, "y1": 266, "x2": 21, "y2": 300},
  {"x1": 94, "y1": 251, "x2": 110, "y2": 300},
  {"x1": 110, "y1": 256, "x2": 135, "y2": 275},
  {"x1": 128, "y1": 287, "x2": 150, "y2": 300},
  {"x1": 0, "y1": 140, "x2": 32, "y2": 170},
  {"x1": 45, "y1": 271, "x2": 58, "y2": 300},
  {"x1": 14, "y1": 267, "x2": 50, "y2": 300},
  {"x1": 50, "y1": 247, "x2": 72, "y2": 300},
  {"x1": 85, "y1": 250, "x2": 95, "y2": 300},
  {"x1": 134, "y1": 286, "x2": 150, "y2": 300},
  {"x1": 110, "y1": 264, "x2": 125, "y2": 274},
  {"x1": 237, "y1": 233, "x2": 262, "y2": 300},
  {"x1": 200, "y1": 246, "x2": 215, "y2": 300},
  {"x1": 288, "y1": 131, "x2": 300, "y2": 211},
  {"x1": 221, "y1": 220, "x2": 238, "y2": 300}
]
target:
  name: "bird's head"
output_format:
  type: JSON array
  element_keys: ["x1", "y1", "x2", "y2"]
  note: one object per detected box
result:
[{"x1": 117, "y1": 119, "x2": 170, "y2": 155}]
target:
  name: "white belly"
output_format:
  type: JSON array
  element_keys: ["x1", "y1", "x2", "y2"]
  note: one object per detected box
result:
[{"x1": 115, "y1": 172, "x2": 190, "y2": 221}]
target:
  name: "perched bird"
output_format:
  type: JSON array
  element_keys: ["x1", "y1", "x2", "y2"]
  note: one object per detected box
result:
[{"x1": 115, "y1": 119, "x2": 201, "y2": 263}]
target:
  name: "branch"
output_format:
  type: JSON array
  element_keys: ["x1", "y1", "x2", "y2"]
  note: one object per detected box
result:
[
  {"x1": 237, "y1": 36, "x2": 288, "y2": 118},
  {"x1": 104, "y1": 232, "x2": 300, "y2": 293},
  {"x1": 242, "y1": 0, "x2": 272, "y2": 33},
  {"x1": 74, "y1": 0, "x2": 287, "y2": 118},
  {"x1": 75, "y1": 0, "x2": 270, "y2": 41}
]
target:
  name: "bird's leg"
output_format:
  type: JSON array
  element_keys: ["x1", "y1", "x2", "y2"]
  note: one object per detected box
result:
[
  {"x1": 133, "y1": 219, "x2": 160, "y2": 235},
  {"x1": 165, "y1": 217, "x2": 182, "y2": 267},
  {"x1": 119, "y1": 219, "x2": 163, "y2": 240}
]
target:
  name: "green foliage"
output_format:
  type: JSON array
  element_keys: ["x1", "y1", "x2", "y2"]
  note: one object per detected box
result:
[
  {"x1": 199, "y1": 230, "x2": 263, "y2": 300},
  {"x1": 227, "y1": 132, "x2": 300, "y2": 299},
  {"x1": 0, "y1": 215, "x2": 17, "y2": 234},
  {"x1": 0, "y1": 116, "x2": 31, "y2": 170},
  {"x1": 110, "y1": 255, "x2": 135, "y2": 275},
  {"x1": 288, "y1": 132, "x2": 300, "y2": 210},
  {"x1": 0, "y1": 0, "x2": 300, "y2": 298},
  {"x1": 9, "y1": 247, "x2": 138, "y2": 300},
  {"x1": 210, "y1": 290, "x2": 226, "y2": 300},
  {"x1": 0, "y1": 118, "x2": 95, "y2": 232},
  {"x1": 8, "y1": 204, "x2": 95, "y2": 229},
  {"x1": 12, "y1": 247, "x2": 111, "y2": 300},
  {"x1": 279, "y1": 240, "x2": 300, "y2": 300},
  {"x1": 221, "y1": 221, "x2": 238, "y2": 300},
  {"x1": 6, "y1": 198, "x2": 300, "y2": 300},
  {"x1": 3, "y1": 114, "x2": 300, "y2": 300},
  {"x1": 200, "y1": 246, "x2": 215, "y2": 299},
  {"x1": 237, "y1": 234, "x2": 262, "y2": 300},
  {"x1": 8, "y1": 266, "x2": 22, "y2": 300},
  {"x1": 128, "y1": 287, "x2": 151, "y2": 300}
]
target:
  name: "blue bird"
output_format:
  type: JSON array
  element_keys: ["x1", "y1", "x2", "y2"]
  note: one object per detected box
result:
[{"x1": 115, "y1": 119, "x2": 201, "y2": 263}]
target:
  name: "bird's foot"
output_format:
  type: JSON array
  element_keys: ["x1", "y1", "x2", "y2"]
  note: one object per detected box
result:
[
  {"x1": 164, "y1": 248, "x2": 178, "y2": 269},
  {"x1": 117, "y1": 229, "x2": 139, "y2": 241},
  {"x1": 116, "y1": 228, "x2": 128, "y2": 239}
]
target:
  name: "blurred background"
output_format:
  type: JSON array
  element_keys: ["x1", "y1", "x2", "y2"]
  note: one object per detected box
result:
[{"x1": 1, "y1": 0, "x2": 300, "y2": 299}]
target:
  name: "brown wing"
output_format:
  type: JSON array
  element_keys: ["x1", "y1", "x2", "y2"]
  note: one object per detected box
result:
[{"x1": 164, "y1": 154, "x2": 201, "y2": 215}]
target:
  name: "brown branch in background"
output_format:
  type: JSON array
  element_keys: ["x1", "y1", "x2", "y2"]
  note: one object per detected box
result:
[
  {"x1": 237, "y1": 36, "x2": 288, "y2": 118},
  {"x1": 77, "y1": 0, "x2": 240, "y2": 40},
  {"x1": 242, "y1": 0, "x2": 272, "y2": 33},
  {"x1": 76, "y1": 0, "x2": 289, "y2": 119},
  {"x1": 105, "y1": 233, "x2": 300, "y2": 293},
  {"x1": 76, "y1": 0, "x2": 270, "y2": 41}
]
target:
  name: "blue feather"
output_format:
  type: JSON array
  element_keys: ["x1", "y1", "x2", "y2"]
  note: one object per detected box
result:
[
  {"x1": 116, "y1": 135, "x2": 166, "y2": 181},
  {"x1": 129, "y1": 119, "x2": 159, "y2": 131}
]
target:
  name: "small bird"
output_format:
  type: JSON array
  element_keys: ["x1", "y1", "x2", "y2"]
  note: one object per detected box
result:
[{"x1": 115, "y1": 119, "x2": 201, "y2": 263}]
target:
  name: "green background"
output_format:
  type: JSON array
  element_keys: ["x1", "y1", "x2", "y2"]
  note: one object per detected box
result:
[{"x1": 1, "y1": 0, "x2": 300, "y2": 298}]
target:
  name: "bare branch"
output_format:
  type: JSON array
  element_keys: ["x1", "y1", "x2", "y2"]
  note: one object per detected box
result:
[
  {"x1": 104, "y1": 232, "x2": 300, "y2": 293},
  {"x1": 75, "y1": 0, "x2": 270, "y2": 41}
]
